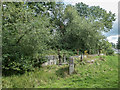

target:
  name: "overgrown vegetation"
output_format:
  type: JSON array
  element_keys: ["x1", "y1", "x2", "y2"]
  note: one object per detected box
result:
[
  {"x1": 2, "y1": 1, "x2": 116, "y2": 75},
  {"x1": 2, "y1": 2, "x2": 117, "y2": 88},
  {"x1": 2, "y1": 55, "x2": 118, "y2": 88}
]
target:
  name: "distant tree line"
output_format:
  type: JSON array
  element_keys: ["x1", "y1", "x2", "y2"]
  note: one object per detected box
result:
[{"x1": 117, "y1": 37, "x2": 120, "y2": 49}]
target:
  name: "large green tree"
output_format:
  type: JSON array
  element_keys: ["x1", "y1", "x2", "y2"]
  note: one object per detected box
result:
[
  {"x1": 76, "y1": 2, "x2": 116, "y2": 32},
  {"x1": 75, "y1": 2, "x2": 116, "y2": 54},
  {"x1": 2, "y1": 2, "x2": 52, "y2": 72}
]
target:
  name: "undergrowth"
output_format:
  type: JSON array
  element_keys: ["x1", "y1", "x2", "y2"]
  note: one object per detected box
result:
[{"x1": 2, "y1": 55, "x2": 118, "y2": 88}]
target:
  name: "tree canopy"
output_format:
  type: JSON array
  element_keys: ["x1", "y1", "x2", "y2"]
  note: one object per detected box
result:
[{"x1": 2, "y1": 2, "x2": 116, "y2": 74}]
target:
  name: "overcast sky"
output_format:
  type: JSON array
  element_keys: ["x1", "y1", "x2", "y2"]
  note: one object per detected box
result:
[{"x1": 63, "y1": 0, "x2": 119, "y2": 44}]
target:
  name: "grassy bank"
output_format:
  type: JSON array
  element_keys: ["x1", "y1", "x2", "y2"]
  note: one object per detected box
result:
[{"x1": 2, "y1": 55, "x2": 118, "y2": 88}]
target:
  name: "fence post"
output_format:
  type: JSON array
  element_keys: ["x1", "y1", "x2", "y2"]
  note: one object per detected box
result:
[
  {"x1": 63, "y1": 53, "x2": 66, "y2": 63},
  {"x1": 69, "y1": 57, "x2": 74, "y2": 75}
]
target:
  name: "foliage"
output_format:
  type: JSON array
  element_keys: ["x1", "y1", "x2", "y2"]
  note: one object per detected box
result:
[
  {"x1": 60, "y1": 50, "x2": 75, "y2": 61},
  {"x1": 76, "y1": 2, "x2": 116, "y2": 32},
  {"x1": 2, "y1": 2, "x2": 52, "y2": 73},
  {"x1": 59, "y1": 5, "x2": 101, "y2": 52},
  {"x1": 106, "y1": 48, "x2": 114, "y2": 55},
  {"x1": 111, "y1": 42, "x2": 116, "y2": 48},
  {"x1": 75, "y1": 2, "x2": 116, "y2": 54},
  {"x1": 2, "y1": 1, "x2": 116, "y2": 75},
  {"x1": 117, "y1": 37, "x2": 120, "y2": 49}
]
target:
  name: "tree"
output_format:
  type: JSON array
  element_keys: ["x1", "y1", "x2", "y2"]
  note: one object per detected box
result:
[
  {"x1": 117, "y1": 37, "x2": 120, "y2": 49},
  {"x1": 2, "y1": 2, "x2": 52, "y2": 73},
  {"x1": 58, "y1": 5, "x2": 101, "y2": 55},
  {"x1": 76, "y1": 2, "x2": 116, "y2": 32},
  {"x1": 111, "y1": 42, "x2": 116, "y2": 48},
  {"x1": 75, "y1": 2, "x2": 116, "y2": 54}
]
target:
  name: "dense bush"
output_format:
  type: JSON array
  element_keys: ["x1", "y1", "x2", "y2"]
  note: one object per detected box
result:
[{"x1": 106, "y1": 48, "x2": 114, "y2": 55}]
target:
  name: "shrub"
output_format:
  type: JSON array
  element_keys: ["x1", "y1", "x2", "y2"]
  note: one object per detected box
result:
[{"x1": 106, "y1": 48, "x2": 114, "y2": 55}]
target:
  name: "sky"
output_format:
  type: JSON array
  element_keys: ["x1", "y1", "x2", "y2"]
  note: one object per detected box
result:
[{"x1": 63, "y1": 0, "x2": 119, "y2": 44}]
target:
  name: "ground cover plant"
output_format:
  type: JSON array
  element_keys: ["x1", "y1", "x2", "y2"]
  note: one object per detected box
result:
[{"x1": 2, "y1": 55, "x2": 118, "y2": 88}]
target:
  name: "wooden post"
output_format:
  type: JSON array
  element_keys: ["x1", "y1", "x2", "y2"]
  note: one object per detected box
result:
[
  {"x1": 69, "y1": 57, "x2": 74, "y2": 75},
  {"x1": 58, "y1": 49, "x2": 62, "y2": 65},
  {"x1": 63, "y1": 53, "x2": 66, "y2": 63},
  {"x1": 81, "y1": 53, "x2": 83, "y2": 61}
]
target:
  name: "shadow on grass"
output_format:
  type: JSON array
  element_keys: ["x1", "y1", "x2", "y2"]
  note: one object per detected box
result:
[
  {"x1": 2, "y1": 65, "x2": 43, "y2": 77},
  {"x1": 2, "y1": 69, "x2": 34, "y2": 77},
  {"x1": 2, "y1": 69, "x2": 25, "y2": 76},
  {"x1": 55, "y1": 66, "x2": 69, "y2": 78}
]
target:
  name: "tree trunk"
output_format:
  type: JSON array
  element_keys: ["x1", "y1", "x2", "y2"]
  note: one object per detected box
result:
[
  {"x1": 77, "y1": 49, "x2": 79, "y2": 55},
  {"x1": 98, "y1": 49, "x2": 100, "y2": 56}
]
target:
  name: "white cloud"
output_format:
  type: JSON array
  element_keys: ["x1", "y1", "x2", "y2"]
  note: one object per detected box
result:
[{"x1": 107, "y1": 35, "x2": 120, "y2": 44}]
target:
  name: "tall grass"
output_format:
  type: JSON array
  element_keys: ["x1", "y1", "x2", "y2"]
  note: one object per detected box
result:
[
  {"x1": 2, "y1": 55, "x2": 118, "y2": 88},
  {"x1": 2, "y1": 65, "x2": 68, "y2": 88},
  {"x1": 39, "y1": 55, "x2": 118, "y2": 88}
]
